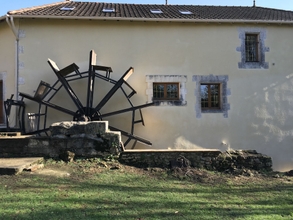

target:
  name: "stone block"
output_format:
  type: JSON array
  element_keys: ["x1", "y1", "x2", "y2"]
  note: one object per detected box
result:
[{"x1": 50, "y1": 121, "x2": 108, "y2": 137}]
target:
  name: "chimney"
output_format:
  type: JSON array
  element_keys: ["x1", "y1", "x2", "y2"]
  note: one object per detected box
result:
[
  {"x1": 165, "y1": 0, "x2": 168, "y2": 5},
  {"x1": 253, "y1": 0, "x2": 256, "y2": 7}
]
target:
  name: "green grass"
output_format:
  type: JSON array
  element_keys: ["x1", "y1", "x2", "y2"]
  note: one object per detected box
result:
[{"x1": 0, "y1": 159, "x2": 293, "y2": 220}]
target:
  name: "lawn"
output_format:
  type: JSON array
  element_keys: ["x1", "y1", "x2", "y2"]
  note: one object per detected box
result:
[{"x1": 0, "y1": 158, "x2": 293, "y2": 220}]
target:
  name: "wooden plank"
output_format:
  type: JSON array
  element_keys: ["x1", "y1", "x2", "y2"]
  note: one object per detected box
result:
[{"x1": 0, "y1": 132, "x2": 21, "y2": 137}]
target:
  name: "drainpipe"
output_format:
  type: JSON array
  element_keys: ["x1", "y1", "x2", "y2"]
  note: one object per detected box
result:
[{"x1": 6, "y1": 15, "x2": 19, "y2": 101}]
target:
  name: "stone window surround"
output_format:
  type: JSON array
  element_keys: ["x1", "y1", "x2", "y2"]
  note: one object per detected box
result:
[
  {"x1": 193, "y1": 74, "x2": 230, "y2": 118},
  {"x1": 146, "y1": 75, "x2": 187, "y2": 106},
  {"x1": 237, "y1": 27, "x2": 269, "y2": 69}
]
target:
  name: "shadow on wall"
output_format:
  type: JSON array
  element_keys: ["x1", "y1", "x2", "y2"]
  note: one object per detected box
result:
[
  {"x1": 163, "y1": 136, "x2": 232, "y2": 152},
  {"x1": 172, "y1": 136, "x2": 204, "y2": 149},
  {"x1": 247, "y1": 73, "x2": 293, "y2": 171},
  {"x1": 170, "y1": 136, "x2": 226, "y2": 150}
]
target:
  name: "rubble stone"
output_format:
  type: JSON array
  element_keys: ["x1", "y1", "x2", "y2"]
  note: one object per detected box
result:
[
  {"x1": 0, "y1": 121, "x2": 122, "y2": 160},
  {"x1": 119, "y1": 150, "x2": 272, "y2": 172}
]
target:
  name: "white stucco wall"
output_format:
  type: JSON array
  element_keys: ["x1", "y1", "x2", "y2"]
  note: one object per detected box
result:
[
  {"x1": 0, "y1": 20, "x2": 17, "y2": 126},
  {"x1": 7, "y1": 18, "x2": 293, "y2": 171}
]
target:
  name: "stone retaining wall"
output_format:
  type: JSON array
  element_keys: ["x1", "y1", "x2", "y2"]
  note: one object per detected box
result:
[
  {"x1": 214, "y1": 150, "x2": 273, "y2": 172},
  {"x1": 119, "y1": 149, "x2": 273, "y2": 172},
  {"x1": 0, "y1": 121, "x2": 273, "y2": 172},
  {"x1": 119, "y1": 150, "x2": 221, "y2": 170},
  {"x1": 0, "y1": 121, "x2": 121, "y2": 158}
]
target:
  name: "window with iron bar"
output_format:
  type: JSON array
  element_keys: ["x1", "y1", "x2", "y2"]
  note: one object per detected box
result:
[
  {"x1": 153, "y1": 82, "x2": 179, "y2": 100},
  {"x1": 245, "y1": 34, "x2": 259, "y2": 62}
]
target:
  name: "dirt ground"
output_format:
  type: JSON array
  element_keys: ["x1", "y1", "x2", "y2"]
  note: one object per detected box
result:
[{"x1": 28, "y1": 159, "x2": 293, "y2": 186}]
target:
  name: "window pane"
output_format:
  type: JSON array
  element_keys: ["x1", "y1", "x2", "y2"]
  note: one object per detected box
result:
[
  {"x1": 166, "y1": 84, "x2": 178, "y2": 98},
  {"x1": 153, "y1": 84, "x2": 165, "y2": 99},
  {"x1": 210, "y1": 84, "x2": 220, "y2": 108},
  {"x1": 245, "y1": 34, "x2": 258, "y2": 62},
  {"x1": 201, "y1": 85, "x2": 209, "y2": 108}
]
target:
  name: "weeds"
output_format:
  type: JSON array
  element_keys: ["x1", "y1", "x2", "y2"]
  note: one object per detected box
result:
[{"x1": 0, "y1": 159, "x2": 292, "y2": 220}]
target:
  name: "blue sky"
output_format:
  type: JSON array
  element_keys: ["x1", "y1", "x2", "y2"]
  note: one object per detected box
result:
[{"x1": 1, "y1": 0, "x2": 293, "y2": 16}]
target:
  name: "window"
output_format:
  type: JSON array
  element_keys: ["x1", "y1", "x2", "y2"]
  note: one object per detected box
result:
[
  {"x1": 102, "y1": 8, "x2": 115, "y2": 13},
  {"x1": 60, "y1": 7, "x2": 75, "y2": 11},
  {"x1": 150, "y1": 9, "x2": 163, "y2": 14},
  {"x1": 237, "y1": 28, "x2": 269, "y2": 69},
  {"x1": 245, "y1": 34, "x2": 259, "y2": 62},
  {"x1": 200, "y1": 84, "x2": 221, "y2": 109},
  {"x1": 193, "y1": 75, "x2": 230, "y2": 118},
  {"x1": 153, "y1": 83, "x2": 179, "y2": 100},
  {"x1": 179, "y1": 10, "x2": 193, "y2": 15},
  {"x1": 146, "y1": 75, "x2": 187, "y2": 106}
]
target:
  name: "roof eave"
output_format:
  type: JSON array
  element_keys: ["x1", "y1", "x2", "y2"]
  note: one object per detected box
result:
[
  {"x1": 6, "y1": 14, "x2": 293, "y2": 24},
  {"x1": 0, "y1": 15, "x2": 7, "y2": 21}
]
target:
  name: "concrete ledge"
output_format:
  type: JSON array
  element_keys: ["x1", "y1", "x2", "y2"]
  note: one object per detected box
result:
[
  {"x1": 0, "y1": 132, "x2": 22, "y2": 137},
  {"x1": 0, "y1": 157, "x2": 44, "y2": 175},
  {"x1": 124, "y1": 149, "x2": 221, "y2": 153},
  {"x1": 0, "y1": 135, "x2": 32, "y2": 139}
]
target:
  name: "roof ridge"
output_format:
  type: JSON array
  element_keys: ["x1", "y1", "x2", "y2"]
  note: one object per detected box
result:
[
  {"x1": 8, "y1": 1, "x2": 66, "y2": 14},
  {"x1": 253, "y1": 5, "x2": 293, "y2": 12}
]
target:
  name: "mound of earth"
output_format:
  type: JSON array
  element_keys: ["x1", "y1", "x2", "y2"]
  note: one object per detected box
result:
[{"x1": 28, "y1": 159, "x2": 293, "y2": 185}]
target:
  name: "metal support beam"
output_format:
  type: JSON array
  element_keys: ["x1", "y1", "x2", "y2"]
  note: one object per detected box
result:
[
  {"x1": 93, "y1": 67, "x2": 134, "y2": 115},
  {"x1": 86, "y1": 50, "x2": 96, "y2": 115}
]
